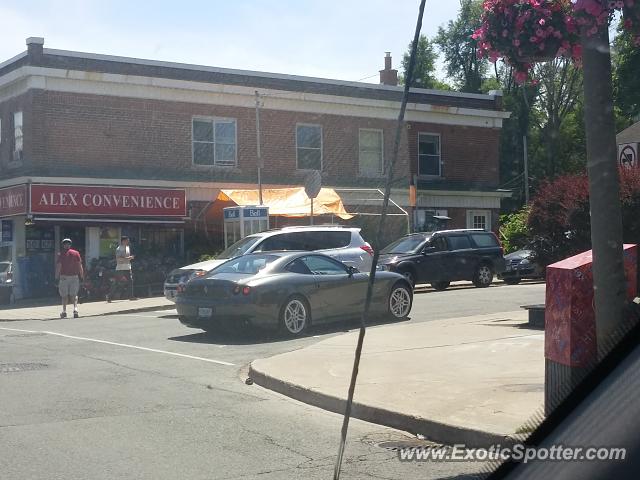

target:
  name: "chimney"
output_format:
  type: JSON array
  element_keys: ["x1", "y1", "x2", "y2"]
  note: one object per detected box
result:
[
  {"x1": 379, "y1": 52, "x2": 398, "y2": 87},
  {"x1": 26, "y1": 37, "x2": 44, "y2": 60}
]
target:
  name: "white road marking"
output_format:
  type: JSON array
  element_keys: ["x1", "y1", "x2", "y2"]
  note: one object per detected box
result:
[{"x1": 0, "y1": 327, "x2": 235, "y2": 366}]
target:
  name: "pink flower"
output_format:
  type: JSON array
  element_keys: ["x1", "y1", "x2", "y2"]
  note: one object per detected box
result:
[
  {"x1": 514, "y1": 71, "x2": 528, "y2": 85},
  {"x1": 513, "y1": 39, "x2": 521, "y2": 47},
  {"x1": 539, "y1": 18, "x2": 546, "y2": 26}
]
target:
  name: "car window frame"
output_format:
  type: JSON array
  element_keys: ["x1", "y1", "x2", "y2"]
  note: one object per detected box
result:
[{"x1": 300, "y1": 254, "x2": 349, "y2": 276}]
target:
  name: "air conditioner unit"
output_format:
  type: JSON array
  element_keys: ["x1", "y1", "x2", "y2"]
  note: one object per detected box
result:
[{"x1": 12, "y1": 150, "x2": 23, "y2": 162}]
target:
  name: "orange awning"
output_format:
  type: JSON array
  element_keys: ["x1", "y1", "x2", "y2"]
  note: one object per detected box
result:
[{"x1": 217, "y1": 187, "x2": 354, "y2": 219}]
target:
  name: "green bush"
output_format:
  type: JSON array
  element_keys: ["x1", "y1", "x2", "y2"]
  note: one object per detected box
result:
[{"x1": 499, "y1": 207, "x2": 531, "y2": 254}]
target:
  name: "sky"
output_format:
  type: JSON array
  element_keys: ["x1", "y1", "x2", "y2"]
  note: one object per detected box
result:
[{"x1": 1, "y1": 0, "x2": 461, "y2": 83}]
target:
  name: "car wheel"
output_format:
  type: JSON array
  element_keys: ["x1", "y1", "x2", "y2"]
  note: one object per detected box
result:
[
  {"x1": 473, "y1": 264, "x2": 494, "y2": 288},
  {"x1": 388, "y1": 283, "x2": 412, "y2": 319},
  {"x1": 280, "y1": 296, "x2": 310, "y2": 337},
  {"x1": 431, "y1": 281, "x2": 450, "y2": 291},
  {"x1": 398, "y1": 269, "x2": 416, "y2": 288},
  {"x1": 503, "y1": 277, "x2": 521, "y2": 285}
]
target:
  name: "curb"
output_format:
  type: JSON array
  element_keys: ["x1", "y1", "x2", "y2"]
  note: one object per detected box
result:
[
  {"x1": 0, "y1": 304, "x2": 175, "y2": 322},
  {"x1": 249, "y1": 362, "x2": 514, "y2": 448}
]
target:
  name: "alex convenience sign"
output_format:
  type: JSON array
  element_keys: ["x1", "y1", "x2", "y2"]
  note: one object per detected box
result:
[
  {"x1": 29, "y1": 185, "x2": 187, "y2": 217},
  {"x1": 0, "y1": 185, "x2": 28, "y2": 217}
]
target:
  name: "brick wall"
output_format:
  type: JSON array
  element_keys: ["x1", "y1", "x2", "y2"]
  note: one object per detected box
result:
[
  {"x1": 17, "y1": 90, "x2": 498, "y2": 189},
  {"x1": 0, "y1": 91, "x2": 33, "y2": 174},
  {"x1": 408, "y1": 121, "x2": 500, "y2": 187}
]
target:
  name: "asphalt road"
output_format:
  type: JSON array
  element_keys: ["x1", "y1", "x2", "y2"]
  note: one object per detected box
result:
[{"x1": 1, "y1": 281, "x2": 544, "y2": 480}]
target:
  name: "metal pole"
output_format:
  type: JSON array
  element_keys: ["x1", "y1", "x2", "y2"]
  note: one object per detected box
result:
[
  {"x1": 523, "y1": 135, "x2": 529, "y2": 204},
  {"x1": 581, "y1": 26, "x2": 626, "y2": 360},
  {"x1": 310, "y1": 198, "x2": 314, "y2": 225},
  {"x1": 333, "y1": 1, "x2": 426, "y2": 478},
  {"x1": 255, "y1": 90, "x2": 263, "y2": 205}
]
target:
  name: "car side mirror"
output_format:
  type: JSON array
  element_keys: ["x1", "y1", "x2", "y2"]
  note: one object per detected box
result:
[{"x1": 347, "y1": 266, "x2": 358, "y2": 276}]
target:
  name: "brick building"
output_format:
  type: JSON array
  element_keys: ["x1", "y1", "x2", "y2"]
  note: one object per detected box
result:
[{"x1": 0, "y1": 38, "x2": 509, "y2": 297}]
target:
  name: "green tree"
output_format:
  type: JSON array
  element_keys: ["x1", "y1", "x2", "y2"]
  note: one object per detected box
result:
[
  {"x1": 400, "y1": 34, "x2": 440, "y2": 89},
  {"x1": 529, "y1": 59, "x2": 584, "y2": 178},
  {"x1": 434, "y1": 0, "x2": 487, "y2": 93},
  {"x1": 613, "y1": 26, "x2": 640, "y2": 124}
]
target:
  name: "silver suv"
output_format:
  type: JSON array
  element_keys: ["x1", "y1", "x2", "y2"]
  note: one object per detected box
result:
[{"x1": 164, "y1": 226, "x2": 373, "y2": 301}]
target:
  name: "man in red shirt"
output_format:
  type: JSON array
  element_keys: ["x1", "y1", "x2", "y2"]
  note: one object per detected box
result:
[{"x1": 55, "y1": 238, "x2": 84, "y2": 318}]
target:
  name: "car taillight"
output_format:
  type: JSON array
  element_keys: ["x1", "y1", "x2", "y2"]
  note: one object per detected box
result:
[
  {"x1": 491, "y1": 232, "x2": 504, "y2": 254},
  {"x1": 233, "y1": 285, "x2": 252, "y2": 295},
  {"x1": 242, "y1": 286, "x2": 251, "y2": 296},
  {"x1": 360, "y1": 245, "x2": 374, "y2": 256}
]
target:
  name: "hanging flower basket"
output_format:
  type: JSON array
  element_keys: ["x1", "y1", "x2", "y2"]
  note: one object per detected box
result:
[
  {"x1": 474, "y1": 0, "x2": 640, "y2": 83},
  {"x1": 473, "y1": 0, "x2": 578, "y2": 82}
]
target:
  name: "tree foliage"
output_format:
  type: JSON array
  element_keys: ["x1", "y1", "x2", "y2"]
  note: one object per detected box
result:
[
  {"x1": 527, "y1": 169, "x2": 640, "y2": 266},
  {"x1": 613, "y1": 25, "x2": 640, "y2": 123},
  {"x1": 499, "y1": 207, "x2": 531, "y2": 253},
  {"x1": 400, "y1": 35, "x2": 441, "y2": 89},
  {"x1": 434, "y1": 0, "x2": 488, "y2": 93}
]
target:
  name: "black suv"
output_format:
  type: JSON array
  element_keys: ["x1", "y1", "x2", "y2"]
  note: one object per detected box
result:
[{"x1": 377, "y1": 229, "x2": 506, "y2": 290}]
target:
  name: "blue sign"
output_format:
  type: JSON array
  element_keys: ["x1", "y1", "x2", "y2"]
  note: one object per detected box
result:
[
  {"x1": 1, "y1": 220, "x2": 12, "y2": 243},
  {"x1": 224, "y1": 208, "x2": 240, "y2": 219},
  {"x1": 247, "y1": 208, "x2": 268, "y2": 218}
]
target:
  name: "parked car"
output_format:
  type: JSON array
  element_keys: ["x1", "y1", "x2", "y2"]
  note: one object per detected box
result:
[
  {"x1": 498, "y1": 248, "x2": 544, "y2": 285},
  {"x1": 0, "y1": 261, "x2": 14, "y2": 304},
  {"x1": 175, "y1": 251, "x2": 411, "y2": 336},
  {"x1": 164, "y1": 226, "x2": 374, "y2": 301},
  {"x1": 377, "y1": 229, "x2": 506, "y2": 290}
]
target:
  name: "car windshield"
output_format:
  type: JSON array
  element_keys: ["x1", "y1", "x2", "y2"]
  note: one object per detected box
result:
[
  {"x1": 209, "y1": 254, "x2": 280, "y2": 275},
  {"x1": 216, "y1": 236, "x2": 263, "y2": 260},
  {"x1": 381, "y1": 235, "x2": 429, "y2": 254}
]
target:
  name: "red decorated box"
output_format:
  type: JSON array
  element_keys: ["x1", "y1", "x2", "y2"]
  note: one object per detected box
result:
[{"x1": 545, "y1": 244, "x2": 638, "y2": 367}]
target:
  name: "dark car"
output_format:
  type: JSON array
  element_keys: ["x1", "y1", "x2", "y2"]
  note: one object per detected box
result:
[
  {"x1": 498, "y1": 248, "x2": 544, "y2": 285},
  {"x1": 175, "y1": 251, "x2": 412, "y2": 336},
  {"x1": 377, "y1": 229, "x2": 506, "y2": 290}
]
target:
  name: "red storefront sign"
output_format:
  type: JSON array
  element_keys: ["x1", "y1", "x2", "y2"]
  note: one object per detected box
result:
[
  {"x1": 0, "y1": 184, "x2": 28, "y2": 217},
  {"x1": 30, "y1": 185, "x2": 187, "y2": 217}
]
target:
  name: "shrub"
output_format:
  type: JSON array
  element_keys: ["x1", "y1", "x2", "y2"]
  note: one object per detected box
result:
[{"x1": 499, "y1": 207, "x2": 531, "y2": 253}]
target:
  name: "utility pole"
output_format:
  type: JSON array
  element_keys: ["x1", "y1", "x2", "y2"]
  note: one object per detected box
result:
[
  {"x1": 523, "y1": 135, "x2": 529, "y2": 204},
  {"x1": 581, "y1": 26, "x2": 626, "y2": 359},
  {"x1": 255, "y1": 90, "x2": 263, "y2": 205}
]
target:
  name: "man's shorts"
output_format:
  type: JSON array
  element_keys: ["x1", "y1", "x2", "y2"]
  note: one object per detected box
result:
[{"x1": 59, "y1": 275, "x2": 80, "y2": 297}]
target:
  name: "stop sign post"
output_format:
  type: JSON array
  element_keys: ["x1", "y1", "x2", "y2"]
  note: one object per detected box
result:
[{"x1": 304, "y1": 171, "x2": 322, "y2": 225}]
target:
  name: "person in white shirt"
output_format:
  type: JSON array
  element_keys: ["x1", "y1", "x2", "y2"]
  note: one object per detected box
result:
[{"x1": 106, "y1": 236, "x2": 136, "y2": 302}]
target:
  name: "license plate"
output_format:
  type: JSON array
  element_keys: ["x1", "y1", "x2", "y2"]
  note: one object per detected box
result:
[{"x1": 198, "y1": 307, "x2": 213, "y2": 317}]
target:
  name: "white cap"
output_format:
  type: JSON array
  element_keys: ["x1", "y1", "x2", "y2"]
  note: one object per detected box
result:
[{"x1": 61, "y1": 238, "x2": 72, "y2": 244}]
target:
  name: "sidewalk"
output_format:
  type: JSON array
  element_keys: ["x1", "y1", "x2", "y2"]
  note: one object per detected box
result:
[
  {"x1": 250, "y1": 311, "x2": 545, "y2": 447},
  {"x1": 0, "y1": 296, "x2": 175, "y2": 321}
]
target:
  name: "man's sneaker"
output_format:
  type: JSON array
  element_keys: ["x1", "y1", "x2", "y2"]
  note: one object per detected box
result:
[
  {"x1": 73, "y1": 311, "x2": 79, "y2": 318},
  {"x1": 60, "y1": 311, "x2": 67, "y2": 319}
]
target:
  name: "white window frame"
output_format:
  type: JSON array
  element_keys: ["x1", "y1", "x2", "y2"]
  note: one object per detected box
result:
[
  {"x1": 191, "y1": 116, "x2": 238, "y2": 167},
  {"x1": 295, "y1": 123, "x2": 323, "y2": 171},
  {"x1": 358, "y1": 128, "x2": 384, "y2": 177},
  {"x1": 467, "y1": 210, "x2": 491, "y2": 231},
  {"x1": 417, "y1": 132, "x2": 442, "y2": 177}
]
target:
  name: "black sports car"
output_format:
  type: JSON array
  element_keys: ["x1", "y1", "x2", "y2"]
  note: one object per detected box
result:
[{"x1": 175, "y1": 251, "x2": 413, "y2": 336}]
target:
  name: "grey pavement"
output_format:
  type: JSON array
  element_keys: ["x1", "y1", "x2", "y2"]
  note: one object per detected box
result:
[
  {"x1": 1, "y1": 310, "x2": 487, "y2": 480},
  {"x1": 250, "y1": 310, "x2": 545, "y2": 447},
  {"x1": 0, "y1": 296, "x2": 174, "y2": 321},
  {"x1": 0, "y1": 282, "x2": 545, "y2": 479}
]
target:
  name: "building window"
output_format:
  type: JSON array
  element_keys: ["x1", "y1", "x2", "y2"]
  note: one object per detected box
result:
[
  {"x1": 296, "y1": 124, "x2": 322, "y2": 170},
  {"x1": 359, "y1": 129, "x2": 383, "y2": 176},
  {"x1": 467, "y1": 210, "x2": 491, "y2": 231},
  {"x1": 13, "y1": 112, "x2": 23, "y2": 163},
  {"x1": 418, "y1": 133, "x2": 441, "y2": 176},
  {"x1": 192, "y1": 118, "x2": 237, "y2": 167}
]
